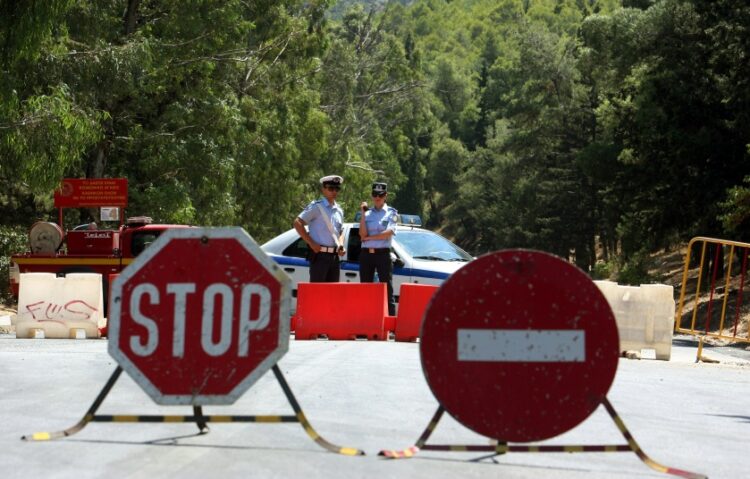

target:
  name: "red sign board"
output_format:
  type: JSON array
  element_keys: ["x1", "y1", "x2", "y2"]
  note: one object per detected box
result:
[
  {"x1": 54, "y1": 178, "x2": 128, "y2": 207},
  {"x1": 420, "y1": 250, "x2": 619, "y2": 442},
  {"x1": 108, "y1": 228, "x2": 292, "y2": 405}
]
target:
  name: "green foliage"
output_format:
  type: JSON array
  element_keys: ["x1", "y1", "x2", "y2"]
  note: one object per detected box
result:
[
  {"x1": 719, "y1": 170, "x2": 750, "y2": 241},
  {"x1": 616, "y1": 251, "x2": 655, "y2": 286},
  {"x1": 1, "y1": 0, "x2": 338, "y2": 243},
  {"x1": 0, "y1": 0, "x2": 74, "y2": 67},
  {"x1": 1, "y1": 86, "x2": 104, "y2": 192},
  {"x1": 318, "y1": 3, "x2": 430, "y2": 218},
  {"x1": 425, "y1": 136, "x2": 467, "y2": 226},
  {"x1": 0, "y1": 225, "x2": 26, "y2": 304},
  {"x1": 591, "y1": 260, "x2": 614, "y2": 280},
  {"x1": 2, "y1": 0, "x2": 750, "y2": 279},
  {"x1": 582, "y1": 0, "x2": 750, "y2": 256}
]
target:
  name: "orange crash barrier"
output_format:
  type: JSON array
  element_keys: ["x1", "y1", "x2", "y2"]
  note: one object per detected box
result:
[
  {"x1": 394, "y1": 283, "x2": 439, "y2": 342},
  {"x1": 395, "y1": 283, "x2": 439, "y2": 341},
  {"x1": 294, "y1": 282, "x2": 388, "y2": 340}
]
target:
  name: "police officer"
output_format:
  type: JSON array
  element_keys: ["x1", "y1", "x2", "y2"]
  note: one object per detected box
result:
[
  {"x1": 359, "y1": 182, "x2": 398, "y2": 315},
  {"x1": 293, "y1": 175, "x2": 346, "y2": 282}
]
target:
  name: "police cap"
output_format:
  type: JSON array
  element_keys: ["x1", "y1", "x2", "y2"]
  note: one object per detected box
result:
[
  {"x1": 320, "y1": 175, "x2": 343, "y2": 187},
  {"x1": 372, "y1": 182, "x2": 387, "y2": 195}
]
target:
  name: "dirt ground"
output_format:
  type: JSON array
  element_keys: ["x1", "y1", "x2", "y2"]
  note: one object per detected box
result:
[{"x1": 648, "y1": 243, "x2": 750, "y2": 349}]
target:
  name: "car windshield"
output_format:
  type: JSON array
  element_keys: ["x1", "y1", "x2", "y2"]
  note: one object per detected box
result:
[{"x1": 395, "y1": 230, "x2": 472, "y2": 262}]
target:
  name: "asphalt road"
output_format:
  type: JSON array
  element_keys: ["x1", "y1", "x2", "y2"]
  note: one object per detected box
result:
[{"x1": 1, "y1": 336, "x2": 748, "y2": 479}]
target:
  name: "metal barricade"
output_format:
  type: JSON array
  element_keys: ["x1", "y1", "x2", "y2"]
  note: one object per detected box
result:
[{"x1": 675, "y1": 236, "x2": 750, "y2": 344}]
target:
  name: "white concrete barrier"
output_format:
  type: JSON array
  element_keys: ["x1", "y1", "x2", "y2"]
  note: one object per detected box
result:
[
  {"x1": 594, "y1": 281, "x2": 675, "y2": 360},
  {"x1": 0, "y1": 314, "x2": 12, "y2": 334},
  {"x1": 15, "y1": 272, "x2": 103, "y2": 339}
]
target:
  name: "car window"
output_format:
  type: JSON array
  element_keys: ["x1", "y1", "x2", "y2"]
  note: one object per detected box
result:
[
  {"x1": 347, "y1": 227, "x2": 361, "y2": 263},
  {"x1": 282, "y1": 237, "x2": 311, "y2": 259},
  {"x1": 131, "y1": 231, "x2": 160, "y2": 257},
  {"x1": 395, "y1": 230, "x2": 472, "y2": 261}
]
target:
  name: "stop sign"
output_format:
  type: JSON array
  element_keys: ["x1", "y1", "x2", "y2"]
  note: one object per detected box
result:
[
  {"x1": 420, "y1": 250, "x2": 619, "y2": 442},
  {"x1": 108, "y1": 228, "x2": 291, "y2": 405}
]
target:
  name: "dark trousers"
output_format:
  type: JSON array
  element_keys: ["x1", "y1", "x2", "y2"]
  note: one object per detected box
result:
[
  {"x1": 359, "y1": 250, "x2": 395, "y2": 316},
  {"x1": 309, "y1": 252, "x2": 340, "y2": 282}
]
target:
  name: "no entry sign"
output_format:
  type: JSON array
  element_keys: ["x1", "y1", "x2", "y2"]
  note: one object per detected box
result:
[
  {"x1": 108, "y1": 228, "x2": 292, "y2": 405},
  {"x1": 420, "y1": 250, "x2": 619, "y2": 442}
]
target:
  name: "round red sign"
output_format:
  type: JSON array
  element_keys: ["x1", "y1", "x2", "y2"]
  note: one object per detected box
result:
[
  {"x1": 420, "y1": 250, "x2": 619, "y2": 442},
  {"x1": 109, "y1": 228, "x2": 291, "y2": 405}
]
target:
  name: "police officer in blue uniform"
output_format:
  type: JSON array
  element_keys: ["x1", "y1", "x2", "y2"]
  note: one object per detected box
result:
[
  {"x1": 293, "y1": 175, "x2": 346, "y2": 282},
  {"x1": 359, "y1": 182, "x2": 398, "y2": 315}
]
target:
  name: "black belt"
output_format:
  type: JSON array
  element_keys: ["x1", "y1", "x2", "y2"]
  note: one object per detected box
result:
[{"x1": 363, "y1": 248, "x2": 390, "y2": 254}]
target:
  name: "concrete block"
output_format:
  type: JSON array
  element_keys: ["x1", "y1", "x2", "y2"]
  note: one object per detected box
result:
[
  {"x1": 594, "y1": 281, "x2": 674, "y2": 360},
  {"x1": 15, "y1": 272, "x2": 103, "y2": 339}
]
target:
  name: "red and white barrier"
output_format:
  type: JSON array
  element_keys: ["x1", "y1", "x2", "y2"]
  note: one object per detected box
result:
[
  {"x1": 294, "y1": 283, "x2": 388, "y2": 340},
  {"x1": 394, "y1": 283, "x2": 439, "y2": 342}
]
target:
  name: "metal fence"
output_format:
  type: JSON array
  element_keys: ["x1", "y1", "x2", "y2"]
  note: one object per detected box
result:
[{"x1": 675, "y1": 236, "x2": 750, "y2": 344}]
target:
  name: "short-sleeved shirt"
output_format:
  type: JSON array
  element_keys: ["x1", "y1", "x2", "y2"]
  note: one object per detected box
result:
[
  {"x1": 362, "y1": 205, "x2": 398, "y2": 249},
  {"x1": 298, "y1": 198, "x2": 344, "y2": 247}
]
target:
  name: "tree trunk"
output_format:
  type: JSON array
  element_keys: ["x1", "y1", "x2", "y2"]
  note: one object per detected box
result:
[{"x1": 123, "y1": 0, "x2": 141, "y2": 36}]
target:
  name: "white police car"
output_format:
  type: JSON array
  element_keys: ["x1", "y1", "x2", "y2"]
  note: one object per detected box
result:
[{"x1": 260, "y1": 215, "x2": 472, "y2": 311}]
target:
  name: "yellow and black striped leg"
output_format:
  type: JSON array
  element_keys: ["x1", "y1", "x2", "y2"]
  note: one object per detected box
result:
[
  {"x1": 22, "y1": 367, "x2": 123, "y2": 441},
  {"x1": 193, "y1": 406, "x2": 209, "y2": 434},
  {"x1": 271, "y1": 365, "x2": 364, "y2": 456},
  {"x1": 603, "y1": 398, "x2": 707, "y2": 479},
  {"x1": 378, "y1": 405, "x2": 446, "y2": 458}
]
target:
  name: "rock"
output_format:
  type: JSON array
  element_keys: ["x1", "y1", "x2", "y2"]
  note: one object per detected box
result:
[
  {"x1": 623, "y1": 350, "x2": 641, "y2": 360},
  {"x1": 0, "y1": 313, "x2": 15, "y2": 334}
]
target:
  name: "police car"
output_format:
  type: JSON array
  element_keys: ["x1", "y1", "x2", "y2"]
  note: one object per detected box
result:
[{"x1": 260, "y1": 215, "x2": 472, "y2": 311}]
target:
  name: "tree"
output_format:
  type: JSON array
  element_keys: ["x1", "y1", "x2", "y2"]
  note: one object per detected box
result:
[
  {"x1": 1, "y1": 0, "x2": 335, "y2": 241},
  {"x1": 581, "y1": 1, "x2": 750, "y2": 256},
  {"x1": 318, "y1": 3, "x2": 433, "y2": 217}
]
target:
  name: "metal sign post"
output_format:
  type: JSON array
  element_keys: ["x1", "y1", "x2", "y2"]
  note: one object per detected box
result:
[
  {"x1": 23, "y1": 228, "x2": 362, "y2": 456},
  {"x1": 379, "y1": 250, "x2": 705, "y2": 479}
]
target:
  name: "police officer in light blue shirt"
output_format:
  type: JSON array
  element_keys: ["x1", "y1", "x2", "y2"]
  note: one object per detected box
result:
[
  {"x1": 359, "y1": 182, "x2": 398, "y2": 315},
  {"x1": 293, "y1": 175, "x2": 346, "y2": 282}
]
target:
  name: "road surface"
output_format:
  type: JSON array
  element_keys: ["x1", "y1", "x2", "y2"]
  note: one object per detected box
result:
[{"x1": 0, "y1": 335, "x2": 748, "y2": 479}]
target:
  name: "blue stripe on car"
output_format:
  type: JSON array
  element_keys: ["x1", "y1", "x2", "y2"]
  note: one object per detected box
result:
[
  {"x1": 269, "y1": 255, "x2": 450, "y2": 280},
  {"x1": 398, "y1": 268, "x2": 450, "y2": 280},
  {"x1": 270, "y1": 256, "x2": 308, "y2": 267}
]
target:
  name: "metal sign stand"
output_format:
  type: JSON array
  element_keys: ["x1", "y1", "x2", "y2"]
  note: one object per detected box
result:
[
  {"x1": 378, "y1": 398, "x2": 706, "y2": 479},
  {"x1": 386, "y1": 251, "x2": 707, "y2": 479},
  {"x1": 22, "y1": 365, "x2": 363, "y2": 456}
]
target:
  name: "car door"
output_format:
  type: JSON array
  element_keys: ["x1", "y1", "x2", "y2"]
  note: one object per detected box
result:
[
  {"x1": 341, "y1": 225, "x2": 361, "y2": 283},
  {"x1": 389, "y1": 240, "x2": 412, "y2": 308},
  {"x1": 278, "y1": 236, "x2": 312, "y2": 299}
]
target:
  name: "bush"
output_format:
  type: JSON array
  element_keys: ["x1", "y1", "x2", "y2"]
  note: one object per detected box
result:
[
  {"x1": 590, "y1": 260, "x2": 614, "y2": 280},
  {"x1": 0, "y1": 225, "x2": 27, "y2": 305},
  {"x1": 616, "y1": 252, "x2": 655, "y2": 285}
]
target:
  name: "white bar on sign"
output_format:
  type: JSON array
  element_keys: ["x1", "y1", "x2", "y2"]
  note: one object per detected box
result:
[{"x1": 457, "y1": 329, "x2": 585, "y2": 362}]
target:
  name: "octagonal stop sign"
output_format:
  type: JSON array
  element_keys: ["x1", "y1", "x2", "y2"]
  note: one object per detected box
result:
[
  {"x1": 108, "y1": 228, "x2": 291, "y2": 405},
  {"x1": 420, "y1": 250, "x2": 619, "y2": 443}
]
